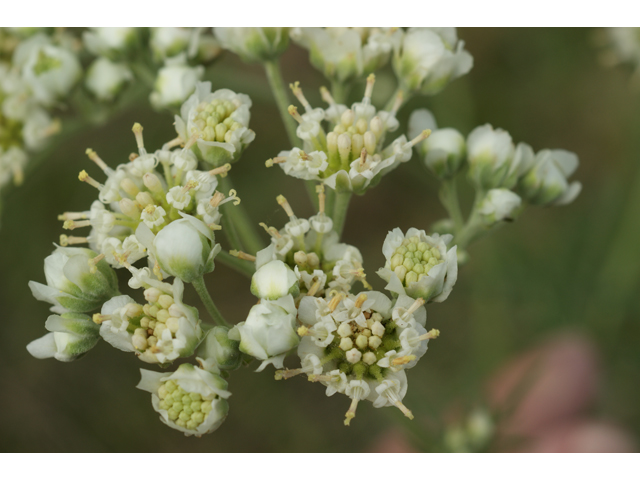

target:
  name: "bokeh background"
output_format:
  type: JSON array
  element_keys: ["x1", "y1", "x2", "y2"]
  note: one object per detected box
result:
[{"x1": 1, "y1": 28, "x2": 639, "y2": 452}]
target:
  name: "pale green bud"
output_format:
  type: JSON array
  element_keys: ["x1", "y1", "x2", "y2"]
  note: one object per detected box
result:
[
  {"x1": 29, "y1": 247, "x2": 119, "y2": 313},
  {"x1": 478, "y1": 189, "x2": 522, "y2": 225},
  {"x1": 250, "y1": 259, "x2": 299, "y2": 300},
  {"x1": 85, "y1": 57, "x2": 132, "y2": 102},
  {"x1": 27, "y1": 313, "x2": 100, "y2": 362},
  {"x1": 196, "y1": 326, "x2": 242, "y2": 372},
  {"x1": 519, "y1": 149, "x2": 582, "y2": 206},
  {"x1": 214, "y1": 27, "x2": 290, "y2": 63}
]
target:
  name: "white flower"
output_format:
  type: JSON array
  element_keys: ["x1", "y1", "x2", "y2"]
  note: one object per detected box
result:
[
  {"x1": 150, "y1": 55, "x2": 204, "y2": 110},
  {"x1": 479, "y1": 189, "x2": 522, "y2": 223},
  {"x1": 519, "y1": 149, "x2": 582, "y2": 206},
  {"x1": 85, "y1": 57, "x2": 132, "y2": 101},
  {"x1": 393, "y1": 28, "x2": 473, "y2": 95},
  {"x1": 137, "y1": 213, "x2": 221, "y2": 283},
  {"x1": 230, "y1": 294, "x2": 299, "y2": 371},
  {"x1": 28, "y1": 246, "x2": 119, "y2": 314},
  {"x1": 250, "y1": 259, "x2": 299, "y2": 300},
  {"x1": 22, "y1": 109, "x2": 58, "y2": 151},
  {"x1": 291, "y1": 28, "x2": 400, "y2": 82},
  {"x1": 27, "y1": 313, "x2": 100, "y2": 362},
  {"x1": 137, "y1": 363, "x2": 230, "y2": 436},
  {"x1": 22, "y1": 43, "x2": 81, "y2": 106},
  {"x1": 377, "y1": 228, "x2": 458, "y2": 303},
  {"x1": 150, "y1": 27, "x2": 192, "y2": 60},
  {"x1": 466, "y1": 125, "x2": 535, "y2": 190},
  {"x1": 214, "y1": 27, "x2": 290, "y2": 63},
  {"x1": 83, "y1": 27, "x2": 137, "y2": 58},
  {"x1": 409, "y1": 109, "x2": 465, "y2": 178},
  {"x1": 174, "y1": 82, "x2": 255, "y2": 167},
  {"x1": 99, "y1": 277, "x2": 203, "y2": 364}
]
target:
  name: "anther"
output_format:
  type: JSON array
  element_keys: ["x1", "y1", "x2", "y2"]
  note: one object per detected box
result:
[
  {"x1": 418, "y1": 329, "x2": 440, "y2": 341},
  {"x1": 229, "y1": 250, "x2": 256, "y2": 262},
  {"x1": 276, "y1": 195, "x2": 296, "y2": 219},
  {"x1": 259, "y1": 223, "x2": 281, "y2": 238},
  {"x1": 289, "y1": 81, "x2": 311, "y2": 110},
  {"x1": 63, "y1": 219, "x2": 91, "y2": 230},
  {"x1": 208, "y1": 163, "x2": 231, "y2": 177},
  {"x1": 92, "y1": 313, "x2": 110, "y2": 325},
  {"x1": 328, "y1": 293, "x2": 344, "y2": 312},
  {"x1": 58, "y1": 212, "x2": 87, "y2": 221},
  {"x1": 85, "y1": 148, "x2": 110, "y2": 173},
  {"x1": 78, "y1": 170, "x2": 103, "y2": 190},
  {"x1": 355, "y1": 293, "x2": 368, "y2": 309},
  {"x1": 266, "y1": 157, "x2": 287, "y2": 167},
  {"x1": 287, "y1": 105, "x2": 303, "y2": 124},
  {"x1": 409, "y1": 129, "x2": 432, "y2": 148},
  {"x1": 392, "y1": 355, "x2": 417, "y2": 366},
  {"x1": 59, "y1": 235, "x2": 89, "y2": 246},
  {"x1": 359, "y1": 148, "x2": 368, "y2": 167},
  {"x1": 307, "y1": 279, "x2": 322, "y2": 297},
  {"x1": 131, "y1": 123, "x2": 146, "y2": 154}
]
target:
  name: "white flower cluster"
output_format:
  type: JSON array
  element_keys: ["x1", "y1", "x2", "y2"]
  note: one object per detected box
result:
[
  {"x1": 58, "y1": 121, "x2": 230, "y2": 282},
  {"x1": 601, "y1": 28, "x2": 640, "y2": 77},
  {"x1": 409, "y1": 109, "x2": 581, "y2": 228},
  {"x1": 214, "y1": 27, "x2": 289, "y2": 63},
  {"x1": 267, "y1": 76, "x2": 430, "y2": 194}
]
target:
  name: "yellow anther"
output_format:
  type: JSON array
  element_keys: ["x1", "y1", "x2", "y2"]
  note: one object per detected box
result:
[
  {"x1": 131, "y1": 122, "x2": 145, "y2": 150},
  {"x1": 259, "y1": 222, "x2": 281, "y2": 239},
  {"x1": 328, "y1": 293, "x2": 344, "y2": 312},
  {"x1": 129, "y1": 152, "x2": 139, "y2": 161},
  {"x1": 364, "y1": 73, "x2": 376, "y2": 99},
  {"x1": 392, "y1": 355, "x2": 417, "y2": 366},
  {"x1": 297, "y1": 326, "x2": 309, "y2": 337},
  {"x1": 85, "y1": 148, "x2": 110, "y2": 172},
  {"x1": 306, "y1": 279, "x2": 322, "y2": 297},
  {"x1": 208, "y1": 163, "x2": 231, "y2": 177},
  {"x1": 276, "y1": 195, "x2": 295, "y2": 218},
  {"x1": 355, "y1": 293, "x2": 368, "y2": 309},
  {"x1": 208, "y1": 223, "x2": 222, "y2": 231},
  {"x1": 59, "y1": 235, "x2": 88, "y2": 246},
  {"x1": 288, "y1": 105, "x2": 303, "y2": 123},
  {"x1": 289, "y1": 81, "x2": 311, "y2": 109},
  {"x1": 209, "y1": 191, "x2": 226, "y2": 209},
  {"x1": 78, "y1": 170, "x2": 103, "y2": 190},
  {"x1": 92, "y1": 313, "x2": 109, "y2": 325},
  {"x1": 153, "y1": 260, "x2": 163, "y2": 281},
  {"x1": 58, "y1": 212, "x2": 87, "y2": 221}
]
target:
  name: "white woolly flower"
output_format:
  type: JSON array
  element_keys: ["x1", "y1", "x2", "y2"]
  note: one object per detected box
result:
[
  {"x1": 150, "y1": 55, "x2": 204, "y2": 110},
  {"x1": 214, "y1": 27, "x2": 290, "y2": 63},
  {"x1": 519, "y1": 149, "x2": 582, "y2": 206},
  {"x1": 137, "y1": 363, "x2": 230, "y2": 436},
  {"x1": 136, "y1": 213, "x2": 221, "y2": 283},
  {"x1": 22, "y1": 43, "x2": 81, "y2": 106},
  {"x1": 251, "y1": 259, "x2": 299, "y2": 300},
  {"x1": 150, "y1": 27, "x2": 192, "y2": 60},
  {"x1": 479, "y1": 189, "x2": 522, "y2": 224},
  {"x1": 291, "y1": 27, "x2": 401, "y2": 82},
  {"x1": 83, "y1": 27, "x2": 137, "y2": 58},
  {"x1": 230, "y1": 294, "x2": 299, "y2": 371},
  {"x1": 28, "y1": 246, "x2": 119, "y2": 314},
  {"x1": 27, "y1": 313, "x2": 100, "y2": 362},
  {"x1": 377, "y1": 228, "x2": 458, "y2": 303},
  {"x1": 174, "y1": 82, "x2": 255, "y2": 167},
  {"x1": 98, "y1": 277, "x2": 203, "y2": 364},
  {"x1": 393, "y1": 28, "x2": 473, "y2": 95},
  {"x1": 85, "y1": 57, "x2": 132, "y2": 101}
]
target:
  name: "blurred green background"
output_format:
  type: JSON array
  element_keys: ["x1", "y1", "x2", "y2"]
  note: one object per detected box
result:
[{"x1": 2, "y1": 28, "x2": 639, "y2": 452}]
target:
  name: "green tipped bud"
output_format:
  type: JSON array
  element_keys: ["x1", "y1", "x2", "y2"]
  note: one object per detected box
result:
[
  {"x1": 27, "y1": 313, "x2": 100, "y2": 362},
  {"x1": 197, "y1": 326, "x2": 242, "y2": 372}
]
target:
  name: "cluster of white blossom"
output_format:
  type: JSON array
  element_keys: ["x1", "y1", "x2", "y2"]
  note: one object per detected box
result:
[{"x1": 23, "y1": 28, "x2": 584, "y2": 442}]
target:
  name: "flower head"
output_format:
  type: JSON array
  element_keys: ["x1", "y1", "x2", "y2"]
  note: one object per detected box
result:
[
  {"x1": 377, "y1": 228, "x2": 458, "y2": 303},
  {"x1": 214, "y1": 27, "x2": 290, "y2": 63},
  {"x1": 137, "y1": 363, "x2": 230, "y2": 436},
  {"x1": 174, "y1": 82, "x2": 255, "y2": 167}
]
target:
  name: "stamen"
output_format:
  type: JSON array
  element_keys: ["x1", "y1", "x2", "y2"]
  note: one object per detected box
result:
[
  {"x1": 297, "y1": 326, "x2": 309, "y2": 337},
  {"x1": 328, "y1": 293, "x2": 344, "y2": 312},
  {"x1": 364, "y1": 73, "x2": 376, "y2": 100},
  {"x1": 390, "y1": 90, "x2": 404, "y2": 116},
  {"x1": 274, "y1": 368, "x2": 303, "y2": 381},
  {"x1": 131, "y1": 123, "x2": 146, "y2": 154},
  {"x1": 265, "y1": 157, "x2": 287, "y2": 167},
  {"x1": 85, "y1": 148, "x2": 110, "y2": 173},
  {"x1": 88, "y1": 253, "x2": 105, "y2": 274},
  {"x1": 129, "y1": 153, "x2": 139, "y2": 161},
  {"x1": 113, "y1": 251, "x2": 131, "y2": 268},
  {"x1": 406, "y1": 297, "x2": 426, "y2": 317},
  {"x1": 183, "y1": 132, "x2": 200, "y2": 151},
  {"x1": 162, "y1": 136, "x2": 183, "y2": 150},
  {"x1": 287, "y1": 105, "x2": 303, "y2": 124},
  {"x1": 58, "y1": 212, "x2": 87, "y2": 221},
  {"x1": 394, "y1": 401, "x2": 414, "y2": 420},
  {"x1": 319, "y1": 86, "x2": 335, "y2": 106},
  {"x1": 63, "y1": 219, "x2": 91, "y2": 230},
  {"x1": 208, "y1": 223, "x2": 222, "y2": 231},
  {"x1": 308, "y1": 374, "x2": 333, "y2": 383},
  {"x1": 181, "y1": 180, "x2": 197, "y2": 193},
  {"x1": 59, "y1": 235, "x2": 88, "y2": 246},
  {"x1": 418, "y1": 329, "x2": 440, "y2": 341},
  {"x1": 92, "y1": 313, "x2": 111, "y2": 325},
  {"x1": 409, "y1": 129, "x2": 432, "y2": 148},
  {"x1": 259, "y1": 223, "x2": 281, "y2": 238},
  {"x1": 228, "y1": 189, "x2": 241, "y2": 206},
  {"x1": 344, "y1": 398, "x2": 360, "y2": 426},
  {"x1": 153, "y1": 260, "x2": 163, "y2": 281},
  {"x1": 208, "y1": 163, "x2": 231, "y2": 177},
  {"x1": 289, "y1": 81, "x2": 311, "y2": 110},
  {"x1": 78, "y1": 170, "x2": 103, "y2": 190},
  {"x1": 316, "y1": 184, "x2": 325, "y2": 214},
  {"x1": 392, "y1": 354, "x2": 417, "y2": 366},
  {"x1": 229, "y1": 250, "x2": 256, "y2": 262},
  {"x1": 355, "y1": 293, "x2": 368, "y2": 309},
  {"x1": 307, "y1": 279, "x2": 322, "y2": 297},
  {"x1": 276, "y1": 195, "x2": 295, "y2": 219}
]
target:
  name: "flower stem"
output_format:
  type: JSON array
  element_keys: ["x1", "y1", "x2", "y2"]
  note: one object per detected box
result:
[
  {"x1": 217, "y1": 250, "x2": 256, "y2": 278},
  {"x1": 330, "y1": 79, "x2": 351, "y2": 105},
  {"x1": 192, "y1": 276, "x2": 230, "y2": 328},
  {"x1": 332, "y1": 191, "x2": 352, "y2": 238},
  {"x1": 263, "y1": 59, "x2": 300, "y2": 148},
  {"x1": 218, "y1": 175, "x2": 264, "y2": 255},
  {"x1": 383, "y1": 86, "x2": 410, "y2": 112},
  {"x1": 439, "y1": 178, "x2": 464, "y2": 232},
  {"x1": 453, "y1": 190, "x2": 486, "y2": 250}
]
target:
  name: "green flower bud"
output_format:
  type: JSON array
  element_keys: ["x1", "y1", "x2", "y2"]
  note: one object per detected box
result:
[
  {"x1": 214, "y1": 27, "x2": 290, "y2": 63},
  {"x1": 196, "y1": 326, "x2": 242, "y2": 372},
  {"x1": 27, "y1": 313, "x2": 100, "y2": 362}
]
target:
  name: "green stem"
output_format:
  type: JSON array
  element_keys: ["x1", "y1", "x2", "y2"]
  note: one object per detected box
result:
[
  {"x1": 330, "y1": 80, "x2": 350, "y2": 105},
  {"x1": 218, "y1": 175, "x2": 264, "y2": 255},
  {"x1": 453, "y1": 190, "x2": 486, "y2": 250},
  {"x1": 220, "y1": 209, "x2": 244, "y2": 252},
  {"x1": 217, "y1": 250, "x2": 256, "y2": 278},
  {"x1": 332, "y1": 191, "x2": 352, "y2": 238},
  {"x1": 439, "y1": 178, "x2": 464, "y2": 232},
  {"x1": 263, "y1": 59, "x2": 300, "y2": 148},
  {"x1": 383, "y1": 86, "x2": 410, "y2": 112},
  {"x1": 192, "y1": 276, "x2": 230, "y2": 328}
]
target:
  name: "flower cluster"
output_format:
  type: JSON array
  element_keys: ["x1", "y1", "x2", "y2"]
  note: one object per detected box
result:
[{"x1": 267, "y1": 75, "x2": 430, "y2": 194}]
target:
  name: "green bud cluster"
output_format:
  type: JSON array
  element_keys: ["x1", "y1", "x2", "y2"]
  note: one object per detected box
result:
[
  {"x1": 389, "y1": 236, "x2": 443, "y2": 286},
  {"x1": 192, "y1": 99, "x2": 243, "y2": 143},
  {"x1": 157, "y1": 380, "x2": 214, "y2": 430},
  {"x1": 327, "y1": 109, "x2": 385, "y2": 174},
  {"x1": 129, "y1": 289, "x2": 181, "y2": 352}
]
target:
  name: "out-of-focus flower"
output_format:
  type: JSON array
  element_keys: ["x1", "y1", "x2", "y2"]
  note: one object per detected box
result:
[
  {"x1": 27, "y1": 312, "x2": 100, "y2": 362},
  {"x1": 214, "y1": 27, "x2": 290, "y2": 63}
]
